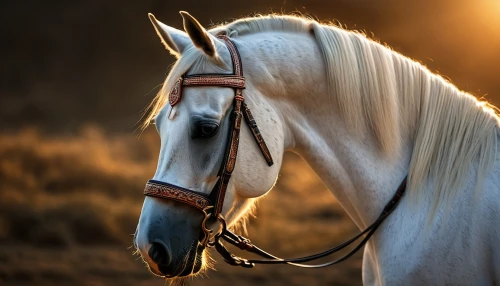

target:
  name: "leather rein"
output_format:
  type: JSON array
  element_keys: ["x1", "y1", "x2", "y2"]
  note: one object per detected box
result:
[{"x1": 144, "y1": 34, "x2": 408, "y2": 269}]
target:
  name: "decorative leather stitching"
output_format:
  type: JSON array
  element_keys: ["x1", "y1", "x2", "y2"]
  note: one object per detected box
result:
[
  {"x1": 169, "y1": 78, "x2": 183, "y2": 107},
  {"x1": 144, "y1": 181, "x2": 210, "y2": 211},
  {"x1": 183, "y1": 76, "x2": 245, "y2": 88},
  {"x1": 217, "y1": 35, "x2": 242, "y2": 76}
]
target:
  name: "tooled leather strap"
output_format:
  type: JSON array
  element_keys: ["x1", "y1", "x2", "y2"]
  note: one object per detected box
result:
[
  {"x1": 183, "y1": 75, "x2": 245, "y2": 88},
  {"x1": 210, "y1": 35, "x2": 245, "y2": 217},
  {"x1": 218, "y1": 35, "x2": 242, "y2": 75},
  {"x1": 144, "y1": 180, "x2": 211, "y2": 211},
  {"x1": 242, "y1": 102, "x2": 274, "y2": 166},
  {"x1": 169, "y1": 74, "x2": 245, "y2": 108}
]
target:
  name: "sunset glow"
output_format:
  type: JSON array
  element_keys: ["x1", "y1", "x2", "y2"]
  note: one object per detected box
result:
[{"x1": 2, "y1": 1, "x2": 500, "y2": 285}]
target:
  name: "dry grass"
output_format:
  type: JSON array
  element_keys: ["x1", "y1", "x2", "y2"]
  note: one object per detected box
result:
[{"x1": 0, "y1": 126, "x2": 362, "y2": 286}]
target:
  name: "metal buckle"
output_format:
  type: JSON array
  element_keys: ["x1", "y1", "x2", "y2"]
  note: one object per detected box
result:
[{"x1": 200, "y1": 206, "x2": 227, "y2": 247}]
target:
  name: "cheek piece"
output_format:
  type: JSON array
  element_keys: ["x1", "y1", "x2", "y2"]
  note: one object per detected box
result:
[{"x1": 143, "y1": 34, "x2": 408, "y2": 271}]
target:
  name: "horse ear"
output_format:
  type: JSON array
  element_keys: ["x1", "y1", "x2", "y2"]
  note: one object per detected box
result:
[
  {"x1": 179, "y1": 11, "x2": 217, "y2": 58},
  {"x1": 148, "y1": 13, "x2": 190, "y2": 57}
]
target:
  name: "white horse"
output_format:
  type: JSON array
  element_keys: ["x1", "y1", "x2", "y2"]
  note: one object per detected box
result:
[{"x1": 134, "y1": 11, "x2": 500, "y2": 285}]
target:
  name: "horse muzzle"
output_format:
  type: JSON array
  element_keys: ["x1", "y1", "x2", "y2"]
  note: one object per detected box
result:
[{"x1": 135, "y1": 196, "x2": 209, "y2": 277}]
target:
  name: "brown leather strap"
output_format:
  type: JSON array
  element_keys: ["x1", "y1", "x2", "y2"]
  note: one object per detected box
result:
[
  {"x1": 183, "y1": 75, "x2": 245, "y2": 88},
  {"x1": 208, "y1": 35, "x2": 246, "y2": 217},
  {"x1": 242, "y1": 102, "x2": 274, "y2": 166},
  {"x1": 144, "y1": 180, "x2": 211, "y2": 211},
  {"x1": 168, "y1": 76, "x2": 245, "y2": 108},
  {"x1": 211, "y1": 91, "x2": 244, "y2": 217},
  {"x1": 217, "y1": 35, "x2": 242, "y2": 76}
]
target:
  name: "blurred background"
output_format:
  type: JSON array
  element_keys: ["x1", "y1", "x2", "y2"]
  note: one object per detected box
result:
[{"x1": 0, "y1": 0, "x2": 499, "y2": 285}]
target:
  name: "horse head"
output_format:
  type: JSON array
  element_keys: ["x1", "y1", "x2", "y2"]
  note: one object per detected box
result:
[{"x1": 134, "y1": 12, "x2": 285, "y2": 278}]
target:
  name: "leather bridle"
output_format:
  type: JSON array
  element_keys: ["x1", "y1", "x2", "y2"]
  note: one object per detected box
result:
[{"x1": 144, "y1": 34, "x2": 407, "y2": 269}]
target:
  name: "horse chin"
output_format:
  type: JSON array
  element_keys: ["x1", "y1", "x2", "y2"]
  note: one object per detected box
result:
[
  {"x1": 176, "y1": 253, "x2": 204, "y2": 277},
  {"x1": 154, "y1": 242, "x2": 207, "y2": 278}
]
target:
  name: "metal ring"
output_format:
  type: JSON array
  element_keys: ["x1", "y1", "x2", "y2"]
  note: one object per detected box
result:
[
  {"x1": 200, "y1": 206, "x2": 214, "y2": 247},
  {"x1": 200, "y1": 208, "x2": 227, "y2": 248}
]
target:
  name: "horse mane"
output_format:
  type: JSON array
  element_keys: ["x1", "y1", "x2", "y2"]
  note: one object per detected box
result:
[{"x1": 145, "y1": 14, "x2": 500, "y2": 217}]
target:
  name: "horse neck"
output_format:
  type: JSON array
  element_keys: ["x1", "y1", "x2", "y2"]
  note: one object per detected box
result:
[{"x1": 241, "y1": 32, "x2": 412, "y2": 228}]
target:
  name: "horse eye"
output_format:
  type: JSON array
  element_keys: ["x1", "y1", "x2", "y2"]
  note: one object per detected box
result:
[
  {"x1": 200, "y1": 123, "x2": 219, "y2": 137},
  {"x1": 190, "y1": 116, "x2": 219, "y2": 139}
]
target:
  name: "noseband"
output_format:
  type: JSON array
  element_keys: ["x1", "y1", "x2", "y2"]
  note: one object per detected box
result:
[{"x1": 144, "y1": 34, "x2": 407, "y2": 269}]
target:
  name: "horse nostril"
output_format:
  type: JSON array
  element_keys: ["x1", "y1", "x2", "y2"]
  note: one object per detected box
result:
[{"x1": 148, "y1": 242, "x2": 171, "y2": 266}]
